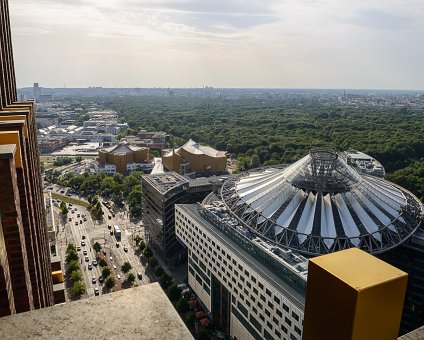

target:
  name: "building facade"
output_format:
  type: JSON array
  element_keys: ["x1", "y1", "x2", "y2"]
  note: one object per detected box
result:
[
  {"x1": 162, "y1": 139, "x2": 227, "y2": 175},
  {"x1": 98, "y1": 142, "x2": 150, "y2": 174},
  {"x1": 175, "y1": 203, "x2": 306, "y2": 340},
  {"x1": 175, "y1": 149, "x2": 423, "y2": 339},
  {"x1": 142, "y1": 173, "x2": 217, "y2": 260},
  {"x1": 0, "y1": 0, "x2": 54, "y2": 316}
]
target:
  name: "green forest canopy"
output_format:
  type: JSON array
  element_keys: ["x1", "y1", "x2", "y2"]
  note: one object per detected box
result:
[{"x1": 84, "y1": 95, "x2": 424, "y2": 200}]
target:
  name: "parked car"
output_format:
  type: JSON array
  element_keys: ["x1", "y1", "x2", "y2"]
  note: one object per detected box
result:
[
  {"x1": 137, "y1": 272, "x2": 143, "y2": 280},
  {"x1": 94, "y1": 287, "x2": 99, "y2": 296}
]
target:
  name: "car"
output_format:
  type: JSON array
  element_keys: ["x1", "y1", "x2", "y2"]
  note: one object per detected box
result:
[
  {"x1": 92, "y1": 260, "x2": 98, "y2": 266},
  {"x1": 113, "y1": 265, "x2": 116, "y2": 270},
  {"x1": 115, "y1": 242, "x2": 119, "y2": 248},
  {"x1": 66, "y1": 193, "x2": 72, "y2": 197},
  {"x1": 137, "y1": 272, "x2": 143, "y2": 280},
  {"x1": 47, "y1": 187, "x2": 53, "y2": 190},
  {"x1": 77, "y1": 214, "x2": 80, "y2": 218},
  {"x1": 112, "y1": 213, "x2": 115, "y2": 217},
  {"x1": 71, "y1": 210, "x2": 75, "y2": 214},
  {"x1": 77, "y1": 246, "x2": 81, "y2": 251},
  {"x1": 94, "y1": 287, "x2": 99, "y2": 296},
  {"x1": 98, "y1": 275, "x2": 104, "y2": 283},
  {"x1": 92, "y1": 276, "x2": 96, "y2": 284},
  {"x1": 109, "y1": 230, "x2": 113, "y2": 235},
  {"x1": 124, "y1": 247, "x2": 128, "y2": 252},
  {"x1": 85, "y1": 255, "x2": 89, "y2": 262},
  {"x1": 83, "y1": 218, "x2": 87, "y2": 222},
  {"x1": 81, "y1": 240, "x2": 85, "y2": 246},
  {"x1": 108, "y1": 225, "x2": 112, "y2": 230},
  {"x1": 117, "y1": 275, "x2": 121, "y2": 280},
  {"x1": 80, "y1": 220, "x2": 83, "y2": 224},
  {"x1": 69, "y1": 203, "x2": 73, "y2": 207},
  {"x1": 108, "y1": 215, "x2": 112, "y2": 220},
  {"x1": 75, "y1": 221, "x2": 78, "y2": 225},
  {"x1": 82, "y1": 235, "x2": 85, "y2": 240},
  {"x1": 68, "y1": 217, "x2": 72, "y2": 222},
  {"x1": 88, "y1": 264, "x2": 92, "y2": 270},
  {"x1": 83, "y1": 250, "x2": 87, "y2": 255},
  {"x1": 109, "y1": 256, "x2": 113, "y2": 261},
  {"x1": 60, "y1": 190, "x2": 65, "y2": 194}
]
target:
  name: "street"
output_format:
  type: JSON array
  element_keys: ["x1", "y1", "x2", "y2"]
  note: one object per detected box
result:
[{"x1": 53, "y1": 186, "x2": 149, "y2": 299}]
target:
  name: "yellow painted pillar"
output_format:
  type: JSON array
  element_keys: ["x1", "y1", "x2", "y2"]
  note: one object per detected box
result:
[{"x1": 302, "y1": 248, "x2": 407, "y2": 340}]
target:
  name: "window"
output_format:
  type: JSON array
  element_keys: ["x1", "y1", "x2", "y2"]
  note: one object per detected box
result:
[
  {"x1": 266, "y1": 288, "x2": 271, "y2": 297},
  {"x1": 276, "y1": 310, "x2": 282, "y2": 318},
  {"x1": 285, "y1": 317, "x2": 292, "y2": 327},
  {"x1": 273, "y1": 316, "x2": 279, "y2": 325},
  {"x1": 259, "y1": 282, "x2": 264, "y2": 289},
  {"x1": 281, "y1": 325, "x2": 288, "y2": 334},
  {"x1": 283, "y1": 304, "x2": 289, "y2": 313},
  {"x1": 267, "y1": 321, "x2": 273, "y2": 330},
  {"x1": 251, "y1": 276, "x2": 256, "y2": 283},
  {"x1": 265, "y1": 309, "x2": 271, "y2": 317},
  {"x1": 294, "y1": 326, "x2": 302, "y2": 336},
  {"x1": 274, "y1": 296, "x2": 280, "y2": 304},
  {"x1": 260, "y1": 294, "x2": 266, "y2": 302},
  {"x1": 268, "y1": 301, "x2": 273, "y2": 309},
  {"x1": 253, "y1": 288, "x2": 258, "y2": 295},
  {"x1": 292, "y1": 312, "x2": 299, "y2": 322}
]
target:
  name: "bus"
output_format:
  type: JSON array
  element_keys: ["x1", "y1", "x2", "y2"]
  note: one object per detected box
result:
[{"x1": 114, "y1": 225, "x2": 121, "y2": 240}]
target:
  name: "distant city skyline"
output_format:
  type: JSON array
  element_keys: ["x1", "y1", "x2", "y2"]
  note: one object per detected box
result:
[{"x1": 9, "y1": 0, "x2": 424, "y2": 90}]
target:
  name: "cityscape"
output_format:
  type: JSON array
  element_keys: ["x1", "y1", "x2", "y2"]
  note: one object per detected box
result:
[{"x1": 1, "y1": 1, "x2": 424, "y2": 340}]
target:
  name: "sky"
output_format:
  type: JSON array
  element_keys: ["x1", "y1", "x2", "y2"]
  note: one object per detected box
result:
[{"x1": 8, "y1": 0, "x2": 424, "y2": 89}]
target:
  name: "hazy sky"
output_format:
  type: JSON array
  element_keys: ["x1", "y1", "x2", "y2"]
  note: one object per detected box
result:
[{"x1": 9, "y1": 0, "x2": 424, "y2": 89}]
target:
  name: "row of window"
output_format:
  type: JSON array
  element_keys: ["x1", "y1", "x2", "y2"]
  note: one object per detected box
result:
[{"x1": 176, "y1": 210, "x2": 303, "y2": 340}]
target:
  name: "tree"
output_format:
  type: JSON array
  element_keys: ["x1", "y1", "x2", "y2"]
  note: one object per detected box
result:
[
  {"x1": 102, "y1": 267, "x2": 111, "y2": 278},
  {"x1": 93, "y1": 242, "x2": 101, "y2": 253},
  {"x1": 66, "y1": 260, "x2": 79, "y2": 274},
  {"x1": 154, "y1": 266, "x2": 164, "y2": 277},
  {"x1": 105, "y1": 276, "x2": 115, "y2": 289},
  {"x1": 159, "y1": 273, "x2": 172, "y2": 290},
  {"x1": 75, "y1": 155, "x2": 83, "y2": 163},
  {"x1": 143, "y1": 246, "x2": 153, "y2": 258},
  {"x1": 127, "y1": 273, "x2": 135, "y2": 284},
  {"x1": 148, "y1": 257, "x2": 158, "y2": 268},
  {"x1": 197, "y1": 328, "x2": 210, "y2": 340},
  {"x1": 121, "y1": 262, "x2": 132, "y2": 274},
  {"x1": 139, "y1": 240, "x2": 146, "y2": 251},
  {"x1": 99, "y1": 258, "x2": 108, "y2": 267},
  {"x1": 167, "y1": 284, "x2": 182, "y2": 302},
  {"x1": 134, "y1": 235, "x2": 142, "y2": 246},
  {"x1": 250, "y1": 154, "x2": 260, "y2": 169},
  {"x1": 176, "y1": 298, "x2": 189, "y2": 313},
  {"x1": 65, "y1": 250, "x2": 78, "y2": 264},
  {"x1": 60, "y1": 201, "x2": 68, "y2": 216},
  {"x1": 186, "y1": 311, "x2": 196, "y2": 327},
  {"x1": 71, "y1": 280, "x2": 85, "y2": 296},
  {"x1": 66, "y1": 243, "x2": 76, "y2": 254},
  {"x1": 70, "y1": 270, "x2": 82, "y2": 283}
]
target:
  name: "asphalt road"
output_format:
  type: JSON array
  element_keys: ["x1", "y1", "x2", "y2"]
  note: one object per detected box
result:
[{"x1": 53, "y1": 185, "x2": 150, "y2": 299}]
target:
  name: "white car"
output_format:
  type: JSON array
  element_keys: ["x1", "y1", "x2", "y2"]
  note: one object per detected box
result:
[{"x1": 117, "y1": 275, "x2": 121, "y2": 280}]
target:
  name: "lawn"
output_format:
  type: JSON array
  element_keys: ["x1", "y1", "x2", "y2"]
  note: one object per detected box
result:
[{"x1": 52, "y1": 192, "x2": 90, "y2": 208}]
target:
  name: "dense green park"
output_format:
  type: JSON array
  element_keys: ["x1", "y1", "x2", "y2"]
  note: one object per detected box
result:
[{"x1": 75, "y1": 95, "x2": 424, "y2": 201}]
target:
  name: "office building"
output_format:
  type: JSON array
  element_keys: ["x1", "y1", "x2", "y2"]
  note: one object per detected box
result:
[
  {"x1": 175, "y1": 149, "x2": 423, "y2": 339},
  {"x1": 162, "y1": 139, "x2": 227, "y2": 175},
  {"x1": 142, "y1": 172, "x2": 218, "y2": 260},
  {"x1": 0, "y1": 0, "x2": 54, "y2": 316}
]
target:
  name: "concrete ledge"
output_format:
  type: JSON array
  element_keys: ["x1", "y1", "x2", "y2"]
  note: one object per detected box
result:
[
  {"x1": 0, "y1": 283, "x2": 193, "y2": 340},
  {"x1": 398, "y1": 326, "x2": 424, "y2": 339}
]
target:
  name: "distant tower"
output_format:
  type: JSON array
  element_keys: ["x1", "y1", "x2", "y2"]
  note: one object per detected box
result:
[{"x1": 33, "y1": 83, "x2": 40, "y2": 100}]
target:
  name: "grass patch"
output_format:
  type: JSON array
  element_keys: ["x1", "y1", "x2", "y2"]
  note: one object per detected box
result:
[{"x1": 52, "y1": 193, "x2": 90, "y2": 208}]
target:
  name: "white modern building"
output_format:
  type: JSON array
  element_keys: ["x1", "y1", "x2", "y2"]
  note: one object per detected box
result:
[
  {"x1": 175, "y1": 149, "x2": 423, "y2": 340},
  {"x1": 176, "y1": 202, "x2": 306, "y2": 340}
]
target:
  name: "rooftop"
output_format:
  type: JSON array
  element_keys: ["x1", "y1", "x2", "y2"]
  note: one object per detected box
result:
[
  {"x1": 143, "y1": 172, "x2": 188, "y2": 194},
  {"x1": 0, "y1": 283, "x2": 192, "y2": 340},
  {"x1": 163, "y1": 139, "x2": 226, "y2": 158}
]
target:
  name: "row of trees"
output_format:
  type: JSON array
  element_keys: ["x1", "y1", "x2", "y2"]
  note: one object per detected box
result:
[
  {"x1": 44, "y1": 170, "x2": 144, "y2": 219},
  {"x1": 65, "y1": 244, "x2": 85, "y2": 297}
]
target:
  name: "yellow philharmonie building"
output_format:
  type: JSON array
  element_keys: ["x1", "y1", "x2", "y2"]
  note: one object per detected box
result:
[{"x1": 162, "y1": 139, "x2": 227, "y2": 175}]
